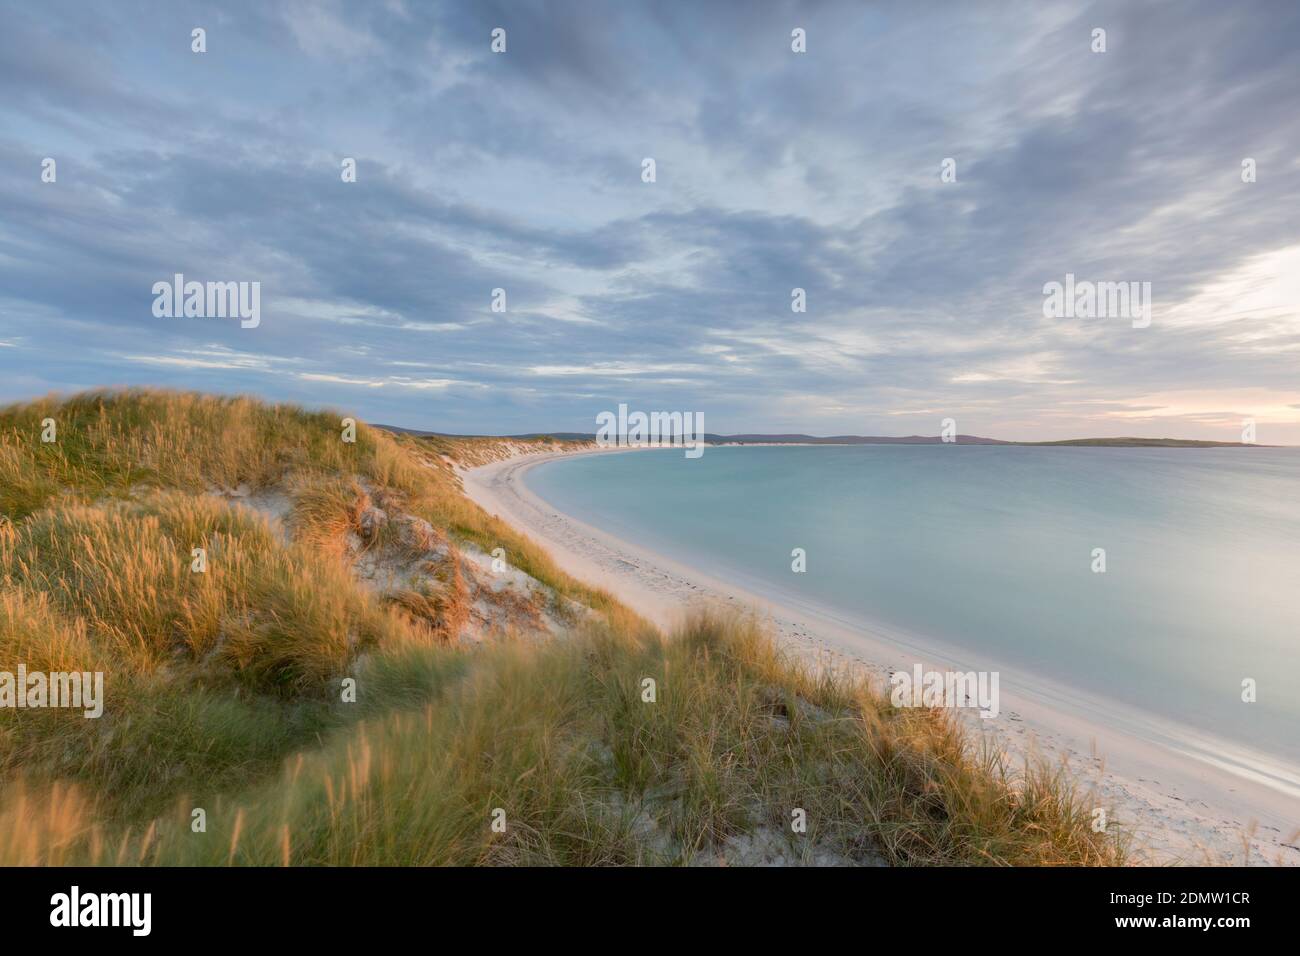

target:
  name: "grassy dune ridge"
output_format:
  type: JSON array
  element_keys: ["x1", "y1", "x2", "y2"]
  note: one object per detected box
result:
[{"x1": 0, "y1": 389, "x2": 1126, "y2": 865}]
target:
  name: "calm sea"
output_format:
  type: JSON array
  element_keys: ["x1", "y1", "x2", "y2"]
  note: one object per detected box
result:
[{"x1": 528, "y1": 445, "x2": 1300, "y2": 790}]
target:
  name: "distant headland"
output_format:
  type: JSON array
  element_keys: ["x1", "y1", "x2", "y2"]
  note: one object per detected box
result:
[{"x1": 377, "y1": 426, "x2": 1267, "y2": 449}]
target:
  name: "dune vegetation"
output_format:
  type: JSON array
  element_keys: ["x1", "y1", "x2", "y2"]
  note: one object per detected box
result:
[{"x1": 0, "y1": 389, "x2": 1127, "y2": 865}]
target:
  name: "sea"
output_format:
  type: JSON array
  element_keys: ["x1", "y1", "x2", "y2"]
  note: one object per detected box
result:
[{"x1": 528, "y1": 444, "x2": 1300, "y2": 796}]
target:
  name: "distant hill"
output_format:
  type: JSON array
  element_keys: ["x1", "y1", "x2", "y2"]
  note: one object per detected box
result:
[
  {"x1": 376, "y1": 426, "x2": 1259, "y2": 448},
  {"x1": 708, "y1": 434, "x2": 1015, "y2": 445},
  {"x1": 1011, "y1": 437, "x2": 1256, "y2": 448}
]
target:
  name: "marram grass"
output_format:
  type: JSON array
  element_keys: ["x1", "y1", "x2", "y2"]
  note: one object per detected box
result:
[{"x1": 0, "y1": 389, "x2": 1127, "y2": 866}]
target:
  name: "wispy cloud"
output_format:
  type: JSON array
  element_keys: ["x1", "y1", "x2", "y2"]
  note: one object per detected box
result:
[{"x1": 1, "y1": 0, "x2": 1298, "y2": 440}]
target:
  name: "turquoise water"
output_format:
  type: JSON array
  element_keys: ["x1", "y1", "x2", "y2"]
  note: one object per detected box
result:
[{"x1": 529, "y1": 445, "x2": 1300, "y2": 774}]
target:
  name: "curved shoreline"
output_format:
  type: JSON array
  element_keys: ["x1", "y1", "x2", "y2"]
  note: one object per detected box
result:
[{"x1": 462, "y1": 446, "x2": 1299, "y2": 865}]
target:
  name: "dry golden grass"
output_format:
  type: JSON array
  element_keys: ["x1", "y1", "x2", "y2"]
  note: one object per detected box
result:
[
  {"x1": 1, "y1": 493, "x2": 405, "y2": 689},
  {"x1": 384, "y1": 564, "x2": 471, "y2": 645}
]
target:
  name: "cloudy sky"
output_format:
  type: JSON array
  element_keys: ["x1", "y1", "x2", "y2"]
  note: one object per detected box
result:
[{"x1": 1, "y1": 0, "x2": 1298, "y2": 440}]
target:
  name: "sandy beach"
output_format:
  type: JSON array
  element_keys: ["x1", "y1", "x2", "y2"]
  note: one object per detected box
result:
[{"x1": 463, "y1": 445, "x2": 1300, "y2": 866}]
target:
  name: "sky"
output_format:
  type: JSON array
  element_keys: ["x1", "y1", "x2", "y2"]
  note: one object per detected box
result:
[{"x1": 1, "y1": 0, "x2": 1298, "y2": 441}]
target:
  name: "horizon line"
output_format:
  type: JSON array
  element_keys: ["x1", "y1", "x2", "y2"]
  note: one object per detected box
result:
[{"x1": 376, "y1": 424, "x2": 1283, "y2": 448}]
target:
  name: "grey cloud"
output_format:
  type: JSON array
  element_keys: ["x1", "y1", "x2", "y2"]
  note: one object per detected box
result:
[{"x1": 1, "y1": 0, "x2": 1297, "y2": 440}]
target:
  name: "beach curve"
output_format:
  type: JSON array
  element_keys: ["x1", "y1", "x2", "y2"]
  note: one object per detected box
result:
[{"x1": 462, "y1": 445, "x2": 1300, "y2": 866}]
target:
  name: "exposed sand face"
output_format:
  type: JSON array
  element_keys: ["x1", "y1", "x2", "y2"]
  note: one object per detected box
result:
[{"x1": 462, "y1": 446, "x2": 1300, "y2": 866}]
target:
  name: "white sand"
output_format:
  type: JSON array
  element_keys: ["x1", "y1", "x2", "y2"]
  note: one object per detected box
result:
[{"x1": 463, "y1": 446, "x2": 1300, "y2": 865}]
